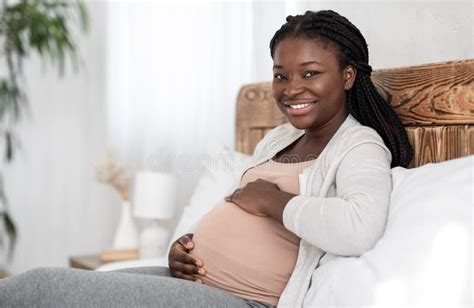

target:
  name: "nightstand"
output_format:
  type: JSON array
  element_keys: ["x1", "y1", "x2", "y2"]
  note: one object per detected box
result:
[
  {"x1": 69, "y1": 254, "x2": 108, "y2": 270},
  {"x1": 69, "y1": 249, "x2": 140, "y2": 270}
]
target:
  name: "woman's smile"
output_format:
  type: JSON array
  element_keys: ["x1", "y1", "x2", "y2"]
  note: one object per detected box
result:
[{"x1": 282, "y1": 100, "x2": 318, "y2": 116}]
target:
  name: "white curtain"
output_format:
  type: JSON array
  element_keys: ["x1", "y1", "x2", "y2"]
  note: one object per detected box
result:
[{"x1": 106, "y1": 2, "x2": 254, "y2": 159}]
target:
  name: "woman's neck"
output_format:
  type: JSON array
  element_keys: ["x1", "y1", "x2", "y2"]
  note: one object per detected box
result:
[{"x1": 303, "y1": 111, "x2": 349, "y2": 147}]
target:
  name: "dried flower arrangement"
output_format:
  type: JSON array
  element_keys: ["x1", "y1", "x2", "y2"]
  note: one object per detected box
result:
[{"x1": 95, "y1": 152, "x2": 130, "y2": 201}]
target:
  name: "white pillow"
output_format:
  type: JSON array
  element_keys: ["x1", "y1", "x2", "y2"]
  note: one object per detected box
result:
[
  {"x1": 308, "y1": 156, "x2": 472, "y2": 307},
  {"x1": 165, "y1": 145, "x2": 251, "y2": 255}
]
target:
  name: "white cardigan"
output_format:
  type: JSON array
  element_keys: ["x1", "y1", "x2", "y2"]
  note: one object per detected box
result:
[{"x1": 247, "y1": 114, "x2": 392, "y2": 307}]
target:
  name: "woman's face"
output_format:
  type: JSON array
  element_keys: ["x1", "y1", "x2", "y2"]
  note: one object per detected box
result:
[{"x1": 272, "y1": 37, "x2": 354, "y2": 131}]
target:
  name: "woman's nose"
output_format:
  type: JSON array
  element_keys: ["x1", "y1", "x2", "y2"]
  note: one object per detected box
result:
[{"x1": 283, "y1": 78, "x2": 304, "y2": 97}]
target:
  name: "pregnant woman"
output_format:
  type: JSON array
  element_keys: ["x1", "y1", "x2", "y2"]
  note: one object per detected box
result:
[{"x1": 0, "y1": 10, "x2": 412, "y2": 307}]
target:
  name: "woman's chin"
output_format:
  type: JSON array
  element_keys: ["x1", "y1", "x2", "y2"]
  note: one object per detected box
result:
[{"x1": 285, "y1": 116, "x2": 314, "y2": 130}]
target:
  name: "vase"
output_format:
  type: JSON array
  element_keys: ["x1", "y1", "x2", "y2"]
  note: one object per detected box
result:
[{"x1": 112, "y1": 201, "x2": 139, "y2": 249}]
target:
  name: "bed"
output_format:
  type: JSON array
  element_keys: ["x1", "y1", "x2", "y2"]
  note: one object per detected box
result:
[{"x1": 98, "y1": 59, "x2": 473, "y2": 306}]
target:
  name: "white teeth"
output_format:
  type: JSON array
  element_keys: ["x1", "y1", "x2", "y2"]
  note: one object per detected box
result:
[{"x1": 288, "y1": 103, "x2": 312, "y2": 109}]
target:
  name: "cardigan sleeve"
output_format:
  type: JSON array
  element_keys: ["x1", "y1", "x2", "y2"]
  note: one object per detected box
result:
[{"x1": 282, "y1": 141, "x2": 392, "y2": 256}]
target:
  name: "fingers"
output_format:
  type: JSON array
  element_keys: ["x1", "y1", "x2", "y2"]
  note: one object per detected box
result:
[
  {"x1": 169, "y1": 241, "x2": 204, "y2": 266},
  {"x1": 174, "y1": 249, "x2": 204, "y2": 267},
  {"x1": 178, "y1": 234, "x2": 195, "y2": 250},
  {"x1": 169, "y1": 235, "x2": 204, "y2": 266},
  {"x1": 170, "y1": 260, "x2": 204, "y2": 276},
  {"x1": 225, "y1": 188, "x2": 242, "y2": 203},
  {"x1": 172, "y1": 271, "x2": 204, "y2": 283},
  {"x1": 171, "y1": 261, "x2": 206, "y2": 275},
  {"x1": 168, "y1": 235, "x2": 206, "y2": 282},
  {"x1": 169, "y1": 256, "x2": 206, "y2": 282}
]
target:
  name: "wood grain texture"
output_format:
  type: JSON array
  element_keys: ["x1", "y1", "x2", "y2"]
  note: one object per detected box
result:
[
  {"x1": 372, "y1": 59, "x2": 474, "y2": 126},
  {"x1": 235, "y1": 59, "x2": 474, "y2": 168},
  {"x1": 406, "y1": 126, "x2": 473, "y2": 168}
]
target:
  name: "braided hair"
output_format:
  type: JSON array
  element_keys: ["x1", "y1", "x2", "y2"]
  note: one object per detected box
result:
[{"x1": 270, "y1": 10, "x2": 413, "y2": 168}]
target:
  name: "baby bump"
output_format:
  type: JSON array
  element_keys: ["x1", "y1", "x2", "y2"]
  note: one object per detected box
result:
[
  {"x1": 189, "y1": 201, "x2": 300, "y2": 305},
  {"x1": 191, "y1": 202, "x2": 299, "y2": 267}
]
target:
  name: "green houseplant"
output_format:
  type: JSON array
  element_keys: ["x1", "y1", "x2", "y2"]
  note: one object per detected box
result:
[{"x1": 0, "y1": 0, "x2": 89, "y2": 268}]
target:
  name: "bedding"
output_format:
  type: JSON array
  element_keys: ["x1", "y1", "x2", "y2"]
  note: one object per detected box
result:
[
  {"x1": 97, "y1": 153, "x2": 472, "y2": 307},
  {"x1": 98, "y1": 155, "x2": 472, "y2": 306},
  {"x1": 303, "y1": 155, "x2": 472, "y2": 307}
]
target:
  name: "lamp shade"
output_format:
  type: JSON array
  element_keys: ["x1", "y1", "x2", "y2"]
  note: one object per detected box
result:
[{"x1": 133, "y1": 171, "x2": 178, "y2": 220}]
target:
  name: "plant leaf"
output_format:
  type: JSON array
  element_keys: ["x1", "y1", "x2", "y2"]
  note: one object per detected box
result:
[
  {"x1": 3, "y1": 212, "x2": 17, "y2": 261},
  {"x1": 5, "y1": 131, "x2": 13, "y2": 162},
  {"x1": 78, "y1": 1, "x2": 90, "y2": 33}
]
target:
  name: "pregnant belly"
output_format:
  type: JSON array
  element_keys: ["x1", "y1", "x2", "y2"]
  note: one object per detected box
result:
[{"x1": 189, "y1": 201, "x2": 300, "y2": 305}]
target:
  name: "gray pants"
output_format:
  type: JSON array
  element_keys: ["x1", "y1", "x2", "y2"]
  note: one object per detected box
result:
[{"x1": 0, "y1": 266, "x2": 273, "y2": 307}]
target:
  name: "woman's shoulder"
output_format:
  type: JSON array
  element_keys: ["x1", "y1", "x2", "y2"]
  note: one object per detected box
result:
[
  {"x1": 328, "y1": 115, "x2": 391, "y2": 163},
  {"x1": 253, "y1": 123, "x2": 303, "y2": 155},
  {"x1": 337, "y1": 114, "x2": 386, "y2": 147}
]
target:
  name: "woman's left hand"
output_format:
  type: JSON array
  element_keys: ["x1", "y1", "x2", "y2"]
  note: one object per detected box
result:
[{"x1": 224, "y1": 179, "x2": 282, "y2": 217}]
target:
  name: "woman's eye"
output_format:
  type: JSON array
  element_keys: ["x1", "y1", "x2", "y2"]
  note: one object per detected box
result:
[
  {"x1": 274, "y1": 74, "x2": 286, "y2": 81},
  {"x1": 304, "y1": 71, "x2": 318, "y2": 78}
]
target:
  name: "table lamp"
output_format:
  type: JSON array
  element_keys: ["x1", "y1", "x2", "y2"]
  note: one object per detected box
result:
[{"x1": 133, "y1": 171, "x2": 177, "y2": 258}]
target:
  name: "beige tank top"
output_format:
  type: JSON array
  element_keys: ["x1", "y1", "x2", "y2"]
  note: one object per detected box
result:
[{"x1": 189, "y1": 158, "x2": 316, "y2": 305}]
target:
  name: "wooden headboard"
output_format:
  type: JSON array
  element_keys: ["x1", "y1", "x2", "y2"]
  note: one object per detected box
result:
[{"x1": 235, "y1": 59, "x2": 474, "y2": 168}]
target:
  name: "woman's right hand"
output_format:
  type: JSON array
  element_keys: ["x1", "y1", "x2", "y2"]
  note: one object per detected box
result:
[{"x1": 168, "y1": 233, "x2": 206, "y2": 283}]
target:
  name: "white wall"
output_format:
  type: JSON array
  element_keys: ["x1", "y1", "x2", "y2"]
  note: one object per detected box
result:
[
  {"x1": 251, "y1": 0, "x2": 472, "y2": 72},
  {"x1": 296, "y1": 0, "x2": 473, "y2": 68},
  {"x1": 2, "y1": 0, "x2": 472, "y2": 274}
]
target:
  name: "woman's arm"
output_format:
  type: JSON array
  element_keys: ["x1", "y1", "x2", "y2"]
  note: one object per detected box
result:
[{"x1": 283, "y1": 142, "x2": 392, "y2": 256}]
